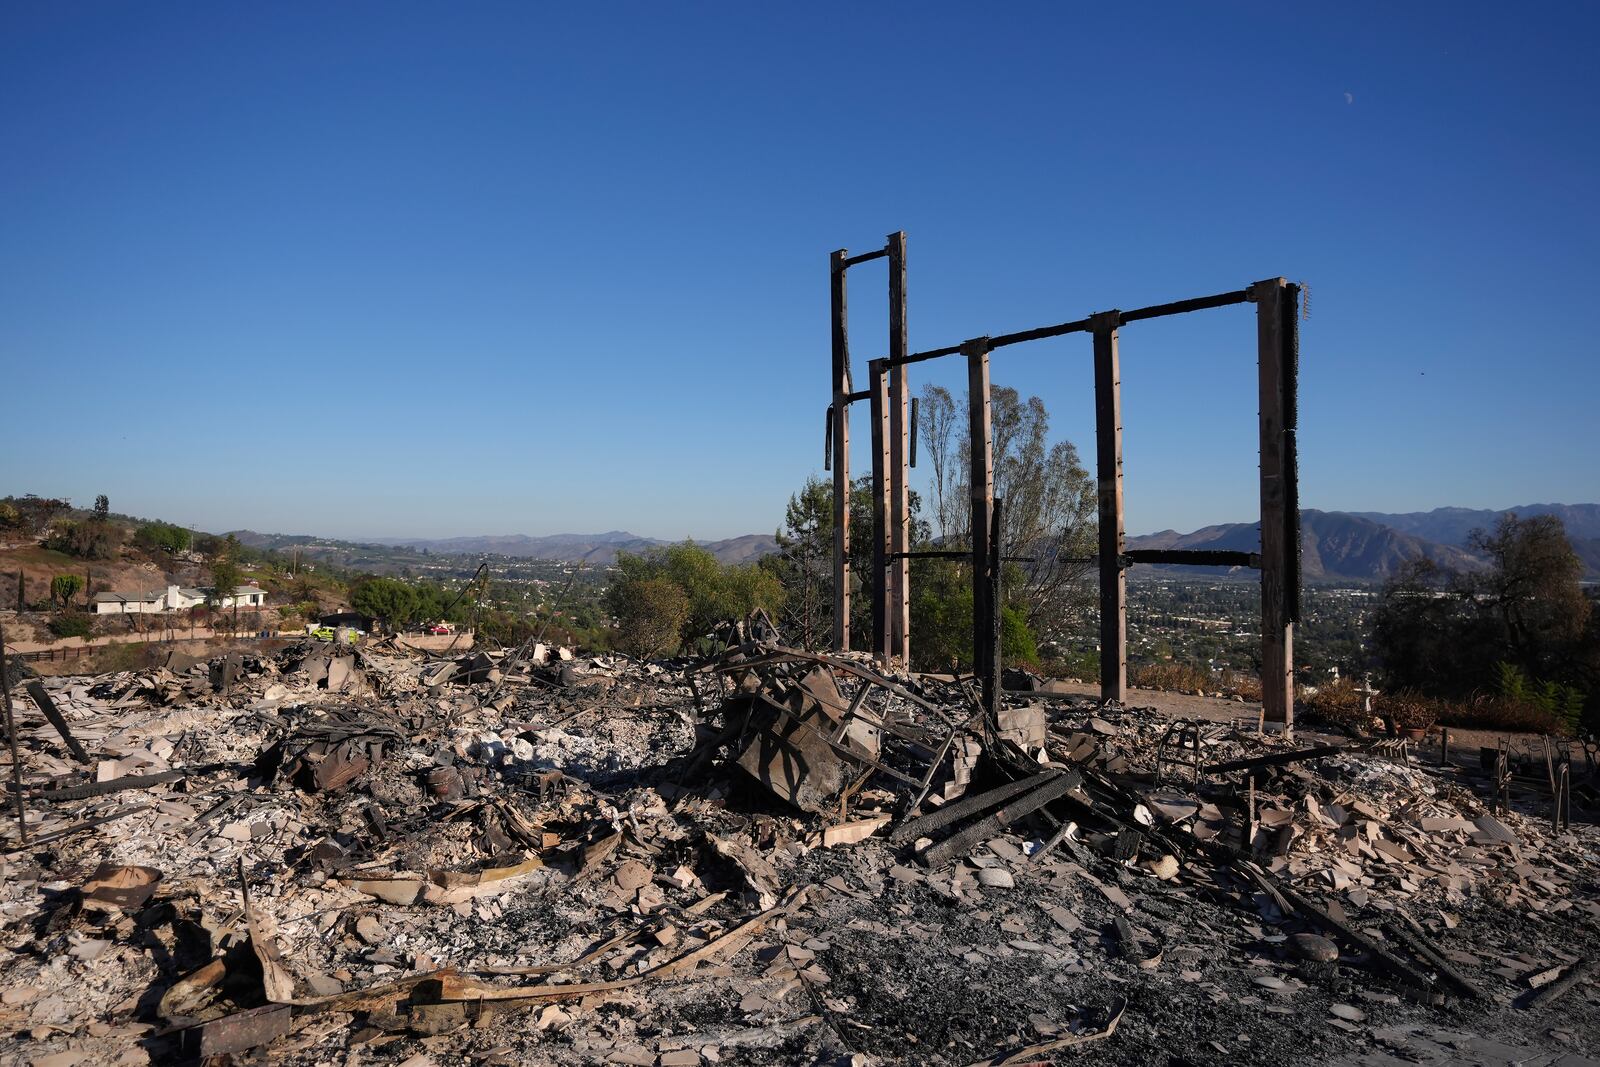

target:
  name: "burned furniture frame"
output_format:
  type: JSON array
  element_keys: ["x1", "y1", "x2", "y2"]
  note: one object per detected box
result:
[{"x1": 828, "y1": 233, "x2": 1302, "y2": 730}]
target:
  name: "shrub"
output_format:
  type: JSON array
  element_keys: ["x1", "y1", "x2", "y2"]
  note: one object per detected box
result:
[
  {"x1": 47, "y1": 612, "x2": 93, "y2": 639},
  {"x1": 1438, "y1": 694, "x2": 1562, "y2": 735},
  {"x1": 1377, "y1": 691, "x2": 1442, "y2": 731},
  {"x1": 611, "y1": 577, "x2": 690, "y2": 658},
  {"x1": 1039, "y1": 647, "x2": 1098, "y2": 681},
  {"x1": 1130, "y1": 661, "x2": 1212, "y2": 693},
  {"x1": 47, "y1": 520, "x2": 119, "y2": 560},
  {"x1": 1493, "y1": 661, "x2": 1586, "y2": 736},
  {"x1": 1304, "y1": 675, "x2": 1371, "y2": 730},
  {"x1": 1220, "y1": 668, "x2": 1263, "y2": 702}
]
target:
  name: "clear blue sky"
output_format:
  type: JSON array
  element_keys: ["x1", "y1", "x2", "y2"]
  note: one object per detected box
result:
[{"x1": 3, "y1": 3, "x2": 1596, "y2": 541}]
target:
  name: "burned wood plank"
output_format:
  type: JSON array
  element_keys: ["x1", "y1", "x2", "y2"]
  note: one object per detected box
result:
[
  {"x1": 1267, "y1": 873, "x2": 1442, "y2": 1002},
  {"x1": 1122, "y1": 548, "x2": 1259, "y2": 568},
  {"x1": 1385, "y1": 919, "x2": 1487, "y2": 1001},
  {"x1": 3, "y1": 803, "x2": 151, "y2": 854},
  {"x1": 25, "y1": 680, "x2": 92, "y2": 764},
  {"x1": 31, "y1": 761, "x2": 243, "y2": 802},
  {"x1": 889, "y1": 770, "x2": 1060, "y2": 846},
  {"x1": 1522, "y1": 957, "x2": 1596, "y2": 1010},
  {"x1": 1204, "y1": 744, "x2": 1344, "y2": 777},
  {"x1": 922, "y1": 770, "x2": 1081, "y2": 868}
]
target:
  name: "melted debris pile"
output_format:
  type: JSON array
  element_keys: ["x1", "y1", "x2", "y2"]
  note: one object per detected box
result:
[{"x1": 0, "y1": 635, "x2": 1597, "y2": 1066}]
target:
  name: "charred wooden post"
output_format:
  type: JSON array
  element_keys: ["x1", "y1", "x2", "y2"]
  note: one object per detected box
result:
[
  {"x1": 987, "y1": 497, "x2": 1004, "y2": 732},
  {"x1": 887, "y1": 231, "x2": 911, "y2": 666},
  {"x1": 830, "y1": 249, "x2": 851, "y2": 652},
  {"x1": 1091, "y1": 311, "x2": 1126, "y2": 705},
  {"x1": 965, "y1": 338, "x2": 995, "y2": 730},
  {"x1": 1252, "y1": 278, "x2": 1299, "y2": 730},
  {"x1": 869, "y1": 359, "x2": 892, "y2": 662},
  {"x1": 0, "y1": 620, "x2": 25, "y2": 844}
]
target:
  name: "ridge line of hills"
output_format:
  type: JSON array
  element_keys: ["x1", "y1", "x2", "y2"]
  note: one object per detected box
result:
[{"x1": 230, "y1": 502, "x2": 1600, "y2": 581}]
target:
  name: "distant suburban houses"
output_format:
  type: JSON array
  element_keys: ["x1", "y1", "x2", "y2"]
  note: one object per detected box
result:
[{"x1": 91, "y1": 582, "x2": 268, "y2": 615}]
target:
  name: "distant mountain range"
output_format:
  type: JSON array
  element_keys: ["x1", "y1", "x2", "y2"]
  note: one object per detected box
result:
[
  {"x1": 230, "y1": 502, "x2": 1599, "y2": 582},
  {"x1": 1129, "y1": 503, "x2": 1600, "y2": 582},
  {"x1": 382, "y1": 530, "x2": 781, "y2": 566}
]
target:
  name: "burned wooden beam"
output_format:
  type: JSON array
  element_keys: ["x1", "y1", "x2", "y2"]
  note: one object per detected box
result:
[
  {"x1": 889, "y1": 288, "x2": 1251, "y2": 368},
  {"x1": 1204, "y1": 744, "x2": 1344, "y2": 777},
  {"x1": 890, "y1": 770, "x2": 1062, "y2": 846},
  {"x1": 1122, "y1": 548, "x2": 1260, "y2": 569},
  {"x1": 870, "y1": 358, "x2": 891, "y2": 663},
  {"x1": 0, "y1": 619, "x2": 26, "y2": 843},
  {"x1": 3, "y1": 803, "x2": 152, "y2": 855},
  {"x1": 30, "y1": 765, "x2": 231, "y2": 803},
  {"x1": 1092, "y1": 311, "x2": 1126, "y2": 705},
  {"x1": 25, "y1": 681, "x2": 92, "y2": 765},
  {"x1": 1267, "y1": 874, "x2": 1441, "y2": 1002},
  {"x1": 841, "y1": 248, "x2": 888, "y2": 268},
  {"x1": 1385, "y1": 919, "x2": 1488, "y2": 1001},
  {"x1": 966, "y1": 337, "x2": 996, "y2": 732},
  {"x1": 830, "y1": 249, "x2": 851, "y2": 652},
  {"x1": 1252, "y1": 278, "x2": 1298, "y2": 730},
  {"x1": 887, "y1": 230, "x2": 911, "y2": 666},
  {"x1": 922, "y1": 770, "x2": 1082, "y2": 867},
  {"x1": 1522, "y1": 957, "x2": 1596, "y2": 1010}
]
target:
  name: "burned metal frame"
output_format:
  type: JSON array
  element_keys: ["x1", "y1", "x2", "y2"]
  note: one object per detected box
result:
[{"x1": 828, "y1": 233, "x2": 1302, "y2": 729}]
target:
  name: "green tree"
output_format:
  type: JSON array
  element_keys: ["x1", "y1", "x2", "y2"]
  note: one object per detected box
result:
[
  {"x1": 610, "y1": 542, "x2": 783, "y2": 651},
  {"x1": 349, "y1": 576, "x2": 420, "y2": 630},
  {"x1": 907, "y1": 557, "x2": 1038, "y2": 672},
  {"x1": 916, "y1": 382, "x2": 1097, "y2": 642},
  {"x1": 607, "y1": 576, "x2": 690, "y2": 657},
  {"x1": 11, "y1": 496, "x2": 68, "y2": 536},
  {"x1": 92, "y1": 495, "x2": 110, "y2": 520},
  {"x1": 47, "y1": 520, "x2": 118, "y2": 560},
  {"x1": 134, "y1": 522, "x2": 192, "y2": 554},
  {"x1": 1468, "y1": 514, "x2": 1590, "y2": 681},
  {"x1": 1375, "y1": 514, "x2": 1594, "y2": 709},
  {"x1": 762, "y1": 476, "x2": 834, "y2": 650},
  {"x1": 208, "y1": 536, "x2": 245, "y2": 617},
  {"x1": 50, "y1": 573, "x2": 84, "y2": 607}
]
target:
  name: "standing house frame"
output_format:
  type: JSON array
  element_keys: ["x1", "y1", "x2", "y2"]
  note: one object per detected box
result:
[{"x1": 827, "y1": 233, "x2": 1302, "y2": 730}]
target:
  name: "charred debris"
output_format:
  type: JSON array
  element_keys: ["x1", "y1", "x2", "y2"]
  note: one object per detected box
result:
[{"x1": 0, "y1": 623, "x2": 1597, "y2": 1066}]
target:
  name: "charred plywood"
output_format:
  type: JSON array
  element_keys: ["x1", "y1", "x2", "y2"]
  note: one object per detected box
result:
[{"x1": 732, "y1": 693, "x2": 857, "y2": 815}]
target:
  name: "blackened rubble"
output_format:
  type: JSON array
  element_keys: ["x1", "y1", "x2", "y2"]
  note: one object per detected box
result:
[{"x1": 0, "y1": 629, "x2": 1597, "y2": 1066}]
